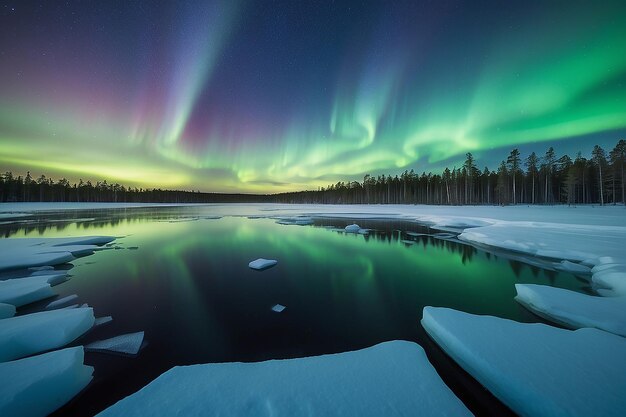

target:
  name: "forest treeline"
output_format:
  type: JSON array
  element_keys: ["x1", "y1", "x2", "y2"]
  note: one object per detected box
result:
[{"x1": 1, "y1": 139, "x2": 624, "y2": 206}]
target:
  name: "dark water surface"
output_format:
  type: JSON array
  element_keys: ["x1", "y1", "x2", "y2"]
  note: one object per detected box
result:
[{"x1": 1, "y1": 207, "x2": 590, "y2": 416}]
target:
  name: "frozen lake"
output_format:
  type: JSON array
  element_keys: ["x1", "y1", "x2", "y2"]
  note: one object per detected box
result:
[{"x1": 0, "y1": 205, "x2": 595, "y2": 416}]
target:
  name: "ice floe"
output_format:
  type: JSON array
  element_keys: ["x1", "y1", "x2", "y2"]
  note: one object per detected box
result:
[
  {"x1": 515, "y1": 284, "x2": 626, "y2": 337},
  {"x1": 86, "y1": 331, "x2": 144, "y2": 356},
  {"x1": 0, "y1": 276, "x2": 59, "y2": 307},
  {"x1": 0, "y1": 346, "x2": 93, "y2": 417},
  {"x1": 94, "y1": 316, "x2": 113, "y2": 326},
  {"x1": 422, "y1": 306, "x2": 626, "y2": 417},
  {"x1": 271, "y1": 304, "x2": 286, "y2": 313},
  {"x1": 0, "y1": 307, "x2": 95, "y2": 362},
  {"x1": 97, "y1": 341, "x2": 471, "y2": 417},
  {"x1": 554, "y1": 260, "x2": 592, "y2": 275},
  {"x1": 0, "y1": 236, "x2": 115, "y2": 271},
  {"x1": 0, "y1": 303, "x2": 16, "y2": 319},
  {"x1": 46, "y1": 294, "x2": 79, "y2": 310},
  {"x1": 249, "y1": 258, "x2": 278, "y2": 270}
]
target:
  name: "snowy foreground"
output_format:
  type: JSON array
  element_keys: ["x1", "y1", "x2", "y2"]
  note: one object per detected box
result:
[
  {"x1": 1, "y1": 203, "x2": 625, "y2": 415},
  {"x1": 97, "y1": 341, "x2": 471, "y2": 417}
]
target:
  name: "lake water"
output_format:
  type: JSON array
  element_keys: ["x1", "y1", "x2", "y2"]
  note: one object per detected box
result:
[{"x1": 1, "y1": 207, "x2": 590, "y2": 416}]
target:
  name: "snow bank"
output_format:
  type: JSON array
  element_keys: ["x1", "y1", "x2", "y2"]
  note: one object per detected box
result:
[
  {"x1": 86, "y1": 331, "x2": 144, "y2": 356},
  {"x1": 515, "y1": 284, "x2": 626, "y2": 337},
  {"x1": 97, "y1": 341, "x2": 471, "y2": 417},
  {"x1": 0, "y1": 346, "x2": 93, "y2": 417},
  {"x1": 0, "y1": 307, "x2": 95, "y2": 362},
  {"x1": 421, "y1": 306, "x2": 626, "y2": 417},
  {"x1": 249, "y1": 258, "x2": 278, "y2": 270},
  {"x1": 459, "y1": 222, "x2": 626, "y2": 296},
  {"x1": 0, "y1": 303, "x2": 15, "y2": 319}
]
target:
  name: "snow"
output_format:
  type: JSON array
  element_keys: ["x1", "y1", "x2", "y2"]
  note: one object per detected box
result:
[
  {"x1": 0, "y1": 346, "x2": 93, "y2": 417},
  {"x1": 515, "y1": 284, "x2": 626, "y2": 337},
  {"x1": 421, "y1": 306, "x2": 626, "y2": 417},
  {"x1": 86, "y1": 331, "x2": 144, "y2": 356},
  {"x1": 271, "y1": 304, "x2": 286, "y2": 313},
  {"x1": 0, "y1": 307, "x2": 95, "y2": 362},
  {"x1": 0, "y1": 303, "x2": 15, "y2": 319},
  {"x1": 97, "y1": 340, "x2": 471, "y2": 417},
  {"x1": 249, "y1": 258, "x2": 278, "y2": 270},
  {"x1": 344, "y1": 223, "x2": 361, "y2": 233},
  {"x1": 46, "y1": 294, "x2": 79, "y2": 310}
]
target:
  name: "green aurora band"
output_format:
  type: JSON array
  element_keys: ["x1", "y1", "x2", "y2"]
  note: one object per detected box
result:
[{"x1": 0, "y1": 2, "x2": 625, "y2": 192}]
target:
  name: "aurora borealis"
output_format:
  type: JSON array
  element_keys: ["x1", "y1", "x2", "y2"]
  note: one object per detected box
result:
[{"x1": 1, "y1": 1, "x2": 625, "y2": 192}]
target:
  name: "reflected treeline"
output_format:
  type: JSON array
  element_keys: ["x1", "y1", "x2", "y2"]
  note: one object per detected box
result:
[
  {"x1": 314, "y1": 218, "x2": 480, "y2": 265},
  {"x1": 313, "y1": 218, "x2": 588, "y2": 282},
  {"x1": 0, "y1": 207, "x2": 210, "y2": 237}
]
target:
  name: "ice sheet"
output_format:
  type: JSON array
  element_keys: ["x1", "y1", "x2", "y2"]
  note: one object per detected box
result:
[
  {"x1": 0, "y1": 346, "x2": 93, "y2": 417},
  {"x1": 422, "y1": 306, "x2": 626, "y2": 417},
  {"x1": 97, "y1": 341, "x2": 471, "y2": 417},
  {"x1": 0, "y1": 307, "x2": 95, "y2": 361},
  {"x1": 515, "y1": 284, "x2": 626, "y2": 337}
]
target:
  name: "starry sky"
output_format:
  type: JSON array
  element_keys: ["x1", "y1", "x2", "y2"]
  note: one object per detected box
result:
[{"x1": 1, "y1": 1, "x2": 625, "y2": 192}]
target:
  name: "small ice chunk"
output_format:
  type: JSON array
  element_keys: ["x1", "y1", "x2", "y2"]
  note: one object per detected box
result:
[
  {"x1": 95, "y1": 316, "x2": 113, "y2": 326},
  {"x1": 46, "y1": 294, "x2": 79, "y2": 310},
  {"x1": 96, "y1": 341, "x2": 471, "y2": 417},
  {"x1": 0, "y1": 347, "x2": 93, "y2": 416},
  {"x1": 554, "y1": 260, "x2": 592, "y2": 275},
  {"x1": 344, "y1": 224, "x2": 360, "y2": 233},
  {"x1": 421, "y1": 306, "x2": 626, "y2": 417},
  {"x1": 271, "y1": 304, "x2": 286, "y2": 313},
  {"x1": 0, "y1": 303, "x2": 16, "y2": 319},
  {"x1": 249, "y1": 258, "x2": 278, "y2": 270},
  {"x1": 28, "y1": 265, "x2": 55, "y2": 272},
  {"x1": 127, "y1": 246, "x2": 139, "y2": 250},
  {"x1": 86, "y1": 331, "x2": 144, "y2": 356},
  {"x1": 0, "y1": 307, "x2": 95, "y2": 361}
]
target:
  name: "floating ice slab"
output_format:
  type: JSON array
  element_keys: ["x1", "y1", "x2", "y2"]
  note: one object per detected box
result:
[
  {"x1": 344, "y1": 224, "x2": 361, "y2": 233},
  {"x1": 0, "y1": 346, "x2": 93, "y2": 417},
  {"x1": 421, "y1": 306, "x2": 626, "y2": 417},
  {"x1": 0, "y1": 303, "x2": 16, "y2": 319},
  {"x1": 46, "y1": 294, "x2": 79, "y2": 310},
  {"x1": 249, "y1": 258, "x2": 278, "y2": 270},
  {"x1": 86, "y1": 331, "x2": 144, "y2": 356},
  {"x1": 271, "y1": 304, "x2": 286, "y2": 313},
  {"x1": 94, "y1": 316, "x2": 113, "y2": 326},
  {"x1": 515, "y1": 284, "x2": 626, "y2": 337},
  {"x1": 97, "y1": 341, "x2": 471, "y2": 417},
  {"x1": 0, "y1": 307, "x2": 95, "y2": 362},
  {"x1": 0, "y1": 276, "x2": 58, "y2": 307},
  {"x1": 0, "y1": 236, "x2": 115, "y2": 271}
]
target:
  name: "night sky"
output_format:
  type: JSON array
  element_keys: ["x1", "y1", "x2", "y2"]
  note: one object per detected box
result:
[{"x1": 1, "y1": 1, "x2": 625, "y2": 192}]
